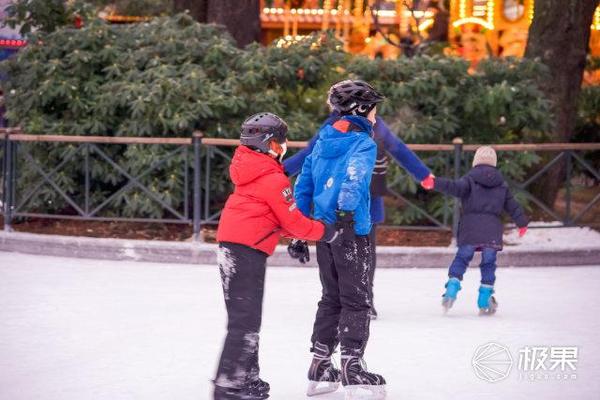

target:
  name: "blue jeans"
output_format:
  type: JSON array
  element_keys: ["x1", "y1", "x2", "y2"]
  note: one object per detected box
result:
[{"x1": 448, "y1": 245, "x2": 497, "y2": 286}]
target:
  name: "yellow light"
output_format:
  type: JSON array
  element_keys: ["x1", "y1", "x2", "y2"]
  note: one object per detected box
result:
[
  {"x1": 452, "y1": 17, "x2": 494, "y2": 30},
  {"x1": 487, "y1": 0, "x2": 494, "y2": 27},
  {"x1": 593, "y1": 6, "x2": 600, "y2": 30},
  {"x1": 459, "y1": 0, "x2": 467, "y2": 19},
  {"x1": 418, "y1": 19, "x2": 435, "y2": 32},
  {"x1": 528, "y1": 0, "x2": 534, "y2": 22},
  {"x1": 373, "y1": 9, "x2": 397, "y2": 17}
]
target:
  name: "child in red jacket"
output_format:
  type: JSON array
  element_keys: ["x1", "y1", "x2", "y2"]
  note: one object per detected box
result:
[{"x1": 214, "y1": 113, "x2": 342, "y2": 400}]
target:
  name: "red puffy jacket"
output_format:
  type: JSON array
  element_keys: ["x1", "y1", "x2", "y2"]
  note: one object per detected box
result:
[{"x1": 217, "y1": 146, "x2": 325, "y2": 255}]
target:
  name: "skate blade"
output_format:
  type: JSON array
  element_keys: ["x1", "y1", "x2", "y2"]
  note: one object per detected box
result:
[
  {"x1": 307, "y1": 380, "x2": 340, "y2": 396},
  {"x1": 442, "y1": 296, "x2": 455, "y2": 311},
  {"x1": 479, "y1": 297, "x2": 498, "y2": 316},
  {"x1": 344, "y1": 384, "x2": 386, "y2": 400}
]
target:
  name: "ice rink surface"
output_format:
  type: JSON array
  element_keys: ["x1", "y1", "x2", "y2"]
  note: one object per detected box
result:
[{"x1": 1, "y1": 252, "x2": 599, "y2": 400}]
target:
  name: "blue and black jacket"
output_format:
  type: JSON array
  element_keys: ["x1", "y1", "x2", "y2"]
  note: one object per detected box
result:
[
  {"x1": 284, "y1": 114, "x2": 430, "y2": 224},
  {"x1": 294, "y1": 115, "x2": 376, "y2": 236}
]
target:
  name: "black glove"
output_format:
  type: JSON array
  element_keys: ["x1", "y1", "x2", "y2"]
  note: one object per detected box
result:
[
  {"x1": 336, "y1": 210, "x2": 356, "y2": 243},
  {"x1": 320, "y1": 222, "x2": 344, "y2": 246},
  {"x1": 288, "y1": 239, "x2": 310, "y2": 264}
]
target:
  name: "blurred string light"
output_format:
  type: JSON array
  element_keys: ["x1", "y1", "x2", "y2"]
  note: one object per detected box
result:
[
  {"x1": 262, "y1": 7, "x2": 427, "y2": 18},
  {"x1": 472, "y1": 0, "x2": 487, "y2": 17},
  {"x1": 486, "y1": 0, "x2": 494, "y2": 28},
  {"x1": 459, "y1": 0, "x2": 466, "y2": 18},
  {"x1": 528, "y1": 0, "x2": 534, "y2": 22},
  {"x1": 0, "y1": 39, "x2": 27, "y2": 48},
  {"x1": 452, "y1": 17, "x2": 494, "y2": 30},
  {"x1": 418, "y1": 19, "x2": 434, "y2": 32}
]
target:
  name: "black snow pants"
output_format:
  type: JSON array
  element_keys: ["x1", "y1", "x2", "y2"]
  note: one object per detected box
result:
[
  {"x1": 215, "y1": 242, "x2": 267, "y2": 388},
  {"x1": 311, "y1": 235, "x2": 373, "y2": 355},
  {"x1": 368, "y1": 225, "x2": 377, "y2": 306}
]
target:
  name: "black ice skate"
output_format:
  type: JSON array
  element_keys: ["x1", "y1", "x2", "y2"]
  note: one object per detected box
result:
[
  {"x1": 341, "y1": 352, "x2": 386, "y2": 400},
  {"x1": 307, "y1": 341, "x2": 341, "y2": 396},
  {"x1": 213, "y1": 378, "x2": 270, "y2": 400}
]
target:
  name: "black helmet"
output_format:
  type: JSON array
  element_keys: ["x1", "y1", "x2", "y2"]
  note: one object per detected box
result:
[
  {"x1": 240, "y1": 112, "x2": 288, "y2": 154},
  {"x1": 328, "y1": 79, "x2": 385, "y2": 117}
]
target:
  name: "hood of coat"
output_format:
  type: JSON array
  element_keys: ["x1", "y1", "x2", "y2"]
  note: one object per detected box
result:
[
  {"x1": 317, "y1": 115, "x2": 373, "y2": 159},
  {"x1": 468, "y1": 165, "x2": 504, "y2": 188},
  {"x1": 229, "y1": 145, "x2": 283, "y2": 186}
]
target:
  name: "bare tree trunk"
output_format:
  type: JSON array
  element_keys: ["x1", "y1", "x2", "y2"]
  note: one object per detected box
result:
[
  {"x1": 173, "y1": 0, "x2": 208, "y2": 22},
  {"x1": 207, "y1": 0, "x2": 260, "y2": 47},
  {"x1": 524, "y1": 0, "x2": 598, "y2": 209},
  {"x1": 173, "y1": 0, "x2": 260, "y2": 47}
]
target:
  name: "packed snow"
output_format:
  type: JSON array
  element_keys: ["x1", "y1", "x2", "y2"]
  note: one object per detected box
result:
[
  {"x1": 503, "y1": 223, "x2": 600, "y2": 249},
  {"x1": 1, "y1": 252, "x2": 599, "y2": 400}
]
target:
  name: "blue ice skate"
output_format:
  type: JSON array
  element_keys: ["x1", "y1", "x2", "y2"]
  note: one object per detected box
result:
[
  {"x1": 442, "y1": 277, "x2": 461, "y2": 311},
  {"x1": 478, "y1": 285, "x2": 498, "y2": 315}
]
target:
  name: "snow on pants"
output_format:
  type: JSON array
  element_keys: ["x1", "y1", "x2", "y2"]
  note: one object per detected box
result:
[
  {"x1": 368, "y1": 225, "x2": 377, "y2": 306},
  {"x1": 215, "y1": 242, "x2": 267, "y2": 388},
  {"x1": 311, "y1": 236, "x2": 373, "y2": 355}
]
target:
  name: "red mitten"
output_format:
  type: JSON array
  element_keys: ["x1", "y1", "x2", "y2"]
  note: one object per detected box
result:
[
  {"x1": 421, "y1": 174, "x2": 435, "y2": 190},
  {"x1": 518, "y1": 227, "x2": 528, "y2": 237}
]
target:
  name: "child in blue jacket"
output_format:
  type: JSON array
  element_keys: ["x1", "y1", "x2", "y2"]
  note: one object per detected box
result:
[
  {"x1": 284, "y1": 113, "x2": 433, "y2": 319},
  {"x1": 288, "y1": 80, "x2": 387, "y2": 398}
]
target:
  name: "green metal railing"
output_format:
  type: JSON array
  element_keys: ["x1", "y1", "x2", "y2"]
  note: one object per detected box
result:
[{"x1": 1, "y1": 128, "x2": 599, "y2": 241}]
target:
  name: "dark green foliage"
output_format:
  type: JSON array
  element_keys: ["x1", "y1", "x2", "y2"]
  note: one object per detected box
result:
[
  {"x1": 2, "y1": 0, "x2": 92, "y2": 36},
  {"x1": 2, "y1": 0, "x2": 174, "y2": 37},
  {"x1": 1, "y1": 15, "x2": 554, "y2": 222}
]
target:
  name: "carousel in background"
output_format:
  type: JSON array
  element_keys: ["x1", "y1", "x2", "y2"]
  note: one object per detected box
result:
[
  {"x1": 260, "y1": 0, "x2": 600, "y2": 67},
  {"x1": 260, "y1": 0, "x2": 442, "y2": 58},
  {"x1": 447, "y1": 0, "x2": 600, "y2": 69}
]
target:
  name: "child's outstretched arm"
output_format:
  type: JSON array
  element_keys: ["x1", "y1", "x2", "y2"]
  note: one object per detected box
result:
[
  {"x1": 378, "y1": 118, "x2": 431, "y2": 182},
  {"x1": 433, "y1": 176, "x2": 471, "y2": 198},
  {"x1": 504, "y1": 186, "x2": 528, "y2": 228}
]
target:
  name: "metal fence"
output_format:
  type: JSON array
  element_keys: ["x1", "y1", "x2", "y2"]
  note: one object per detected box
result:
[{"x1": 1, "y1": 129, "x2": 599, "y2": 241}]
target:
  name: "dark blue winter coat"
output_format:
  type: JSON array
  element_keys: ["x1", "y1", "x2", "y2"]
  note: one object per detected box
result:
[
  {"x1": 434, "y1": 165, "x2": 528, "y2": 249},
  {"x1": 294, "y1": 115, "x2": 376, "y2": 235},
  {"x1": 284, "y1": 114, "x2": 430, "y2": 224}
]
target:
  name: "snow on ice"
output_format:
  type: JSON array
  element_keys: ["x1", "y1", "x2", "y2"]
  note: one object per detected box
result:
[
  {"x1": 503, "y1": 223, "x2": 600, "y2": 249},
  {"x1": 1, "y1": 252, "x2": 599, "y2": 400}
]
